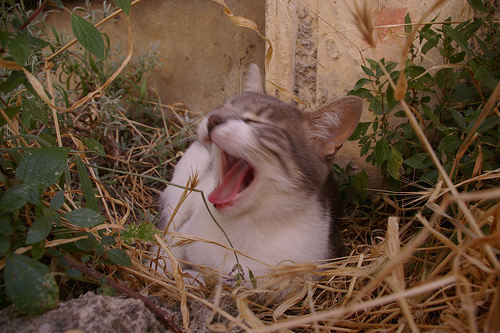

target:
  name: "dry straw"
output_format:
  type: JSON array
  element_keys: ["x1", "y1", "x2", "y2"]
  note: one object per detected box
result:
[{"x1": 1, "y1": 0, "x2": 498, "y2": 332}]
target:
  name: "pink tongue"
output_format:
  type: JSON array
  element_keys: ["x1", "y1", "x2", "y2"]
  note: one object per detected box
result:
[{"x1": 208, "y1": 159, "x2": 253, "y2": 206}]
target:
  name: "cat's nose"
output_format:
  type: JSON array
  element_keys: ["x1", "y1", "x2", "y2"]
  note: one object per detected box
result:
[{"x1": 207, "y1": 115, "x2": 223, "y2": 134}]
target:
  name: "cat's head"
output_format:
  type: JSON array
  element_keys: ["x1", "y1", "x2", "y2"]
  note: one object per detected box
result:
[{"x1": 197, "y1": 64, "x2": 362, "y2": 215}]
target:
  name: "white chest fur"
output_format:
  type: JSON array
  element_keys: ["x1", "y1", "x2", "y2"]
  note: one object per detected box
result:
[{"x1": 159, "y1": 141, "x2": 331, "y2": 279}]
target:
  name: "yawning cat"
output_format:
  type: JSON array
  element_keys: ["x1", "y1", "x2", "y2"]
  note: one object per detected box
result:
[{"x1": 156, "y1": 64, "x2": 362, "y2": 287}]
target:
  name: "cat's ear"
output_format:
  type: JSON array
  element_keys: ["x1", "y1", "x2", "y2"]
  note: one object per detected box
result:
[
  {"x1": 306, "y1": 96, "x2": 362, "y2": 160},
  {"x1": 243, "y1": 63, "x2": 264, "y2": 94}
]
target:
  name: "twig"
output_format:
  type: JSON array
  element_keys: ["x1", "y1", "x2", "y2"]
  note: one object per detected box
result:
[
  {"x1": 20, "y1": 0, "x2": 50, "y2": 30},
  {"x1": 64, "y1": 257, "x2": 184, "y2": 333}
]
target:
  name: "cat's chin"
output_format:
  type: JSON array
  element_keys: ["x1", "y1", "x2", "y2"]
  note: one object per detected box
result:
[{"x1": 208, "y1": 150, "x2": 257, "y2": 212}]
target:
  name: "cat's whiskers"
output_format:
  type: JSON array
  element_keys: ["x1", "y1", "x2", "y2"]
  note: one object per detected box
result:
[
  {"x1": 219, "y1": 72, "x2": 238, "y2": 99},
  {"x1": 246, "y1": 143, "x2": 274, "y2": 163}
]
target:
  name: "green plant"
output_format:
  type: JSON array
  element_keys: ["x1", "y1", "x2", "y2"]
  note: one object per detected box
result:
[
  {"x1": 347, "y1": 2, "x2": 499, "y2": 194},
  {"x1": 0, "y1": 0, "x2": 171, "y2": 315}
]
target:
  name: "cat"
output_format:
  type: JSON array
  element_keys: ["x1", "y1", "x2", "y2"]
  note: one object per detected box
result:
[{"x1": 155, "y1": 64, "x2": 362, "y2": 289}]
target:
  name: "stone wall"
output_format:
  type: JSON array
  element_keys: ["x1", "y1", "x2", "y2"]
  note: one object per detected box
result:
[{"x1": 46, "y1": 0, "x2": 266, "y2": 112}]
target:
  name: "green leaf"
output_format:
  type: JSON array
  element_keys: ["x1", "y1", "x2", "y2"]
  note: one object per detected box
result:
[
  {"x1": 0, "y1": 71, "x2": 25, "y2": 93},
  {"x1": 370, "y1": 97, "x2": 385, "y2": 115},
  {"x1": 46, "y1": 248, "x2": 63, "y2": 257},
  {"x1": 386, "y1": 148, "x2": 403, "y2": 179},
  {"x1": 0, "y1": 234, "x2": 10, "y2": 254},
  {"x1": 62, "y1": 208, "x2": 105, "y2": 228},
  {"x1": 107, "y1": 248, "x2": 132, "y2": 267},
  {"x1": 0, "y1": 106, "x2": 21, "y2": 127},
  {"x1": 347, "y1": 87, "x2": 373, "y2": 99},
  {"x1": 26, "y1": 216, "x2": 53, "y2": 245},
  {"x1": 101, "y1": 235, "x2": 116, "y2": 246},
  {"x1": 422, "y1": 107, "x2": 441, "y2": 128},
  {"x1": 51, "y1": 191, "x2": 65, "y2": 211},
  {"x1": 139, "y1": 78, "x2": 148, "y2": 102},
  {"x1": 477, "y1": 116, "x2": 500, "y2": 132},
  {"x1": 354, "y1": 170, "x2": 369, "y2": 198},
  {"x1": 26, "y1": 36, "x2": 51, "y2": 50},
  {"x1": 408, "y1": 79, "x2": 433, "y2": 92},
  {"x1": 39, "y1": 132, "x2": 57, "y2": 147},
  {"x1": 473, "y1": 66, "x2": 498, "y2": 90},
  {"x1": 78, "y1": 136, "x2": 106, "y2": 156},
  {"x1": 75, "y1": 235, "x2": 98, "y2": 251},
  {"x1": 442, "y1": 25, "x2": 473, "y2": 55},
  {"x1": 458, "y1": 19, "x2": 482, "y2": 41},
  {"x1": 248, "y1": 268, "x2": 258, "y2": 289},
  {"x1": 7, "y1": 34, "x2": 32, "y2": 66},
  {"x1": 22, "y1": 98, "x2": 50, "y2": 125},
  {"x1": 31, "y1": 240, "x2": 45, "y2": 260},
  {"x1": 451, "y1": 108, "x2": 467, "y2": 129},
  {"x1": 74, "y1": 155, "x2": 99, "y2": 212},
  {"x1": 385, "y1": 61, "x2": 398, "y2": 72},
  {"x1": 5, "y1": 253, "x2": 58, "y2": 315},
  {"x1": 361, "y1": 65, "x2": 375, "y2": 77},
  {"x1": 466, "y1": 0, "x2": 488, "y2": 13},
  {"x1": 366, "y1": 58, "x2": 379, "y2": 70},
  {"x1": 16, "y1": 147, "x2": 70, "y2": 189},
  {"x1": 422, "y1": 170, "x2": 439, "y2": 184},
  {"x1": 71, "y1": 13, "x2": 105, "y2": 60},
  {"x1": 404, "y1": 153, "x2": 434, "y2": 169},
  {"x1": 349, "y1": 122, "x2": 370, "y2": 141},
  {"x1": 420, "y1": 30, "x2": 440, "y2": 54},
  {"x1": 0, "y1": 28, "x2": 9, "y2": 45},
  {"x1": 122, "y1": 222, "x2": 159, "y2": 244},
  {"x1": 50, "y1": 213, "x2": 61, "y2": 227},
  {"x1": 374, "y1": 138, "x2": 390, "y2": 166},
  {"x1": 112, "y1": 0, "x2": 132, "y2": 15},
  {"x1": 0, "y1": 217, "x2": 13, "y2": 235},
  {"x1": 353, "y1": 78, "x2": 372, "y2": 89},
  {"x1": 0, "y1": 184, "x2": 30, "y2": 213},
  {"x1": 360, "y1": 141, "x2": 371, "y2": 157},
  {"x1": 438, "y1": 135, "x2": 462, "y2": 154},
  {"x1": 449, "y1": 83, "x2": 477, "y2": 104},
  {"x1": 405, "y1": 65, "x2": 430, "y2": 81},
  {"x1": 95, "y1": 243, "x2": 105, "y2": 256},
  {"x1": 12, "y1": 18, "x2": 21, "y2": 30},
  {"x1": 404, "y1": 13, "x2": 412, "y2": 35},
  {"x1": 421, "y1": 41, "x2": 435, "y2": 55}
]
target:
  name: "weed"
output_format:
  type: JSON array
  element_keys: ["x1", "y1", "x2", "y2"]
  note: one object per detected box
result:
[{"x1": 347, "y1": 4, "x2": 499, "y2": 199}]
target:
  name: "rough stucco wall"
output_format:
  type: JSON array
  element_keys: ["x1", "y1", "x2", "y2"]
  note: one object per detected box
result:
[
  {"x1": 46, "y1": 0, "x2": 266, "y2": 113},
  {"x1": 266, "y1": 0, "x2": 472, "y2": 187}
]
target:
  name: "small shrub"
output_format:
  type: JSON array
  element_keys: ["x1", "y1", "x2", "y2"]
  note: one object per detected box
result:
[
  {"x1": 347, "y1": 3, "x2": 499, "y2": 197},
  {"x1": 0, "y1": 0, "x2": 177, "y2": 315}
]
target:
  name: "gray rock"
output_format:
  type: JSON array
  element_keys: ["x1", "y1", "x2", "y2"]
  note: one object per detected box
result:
[
  {"x1": 188, "y1": 295, "x2": 241, "y2": 333},
  {"x1": 0, "y1": 291, "x2": 248, "y2": 333},
  {"x1": 0, "y1": 293, "x2": 171, "y2": 333}
]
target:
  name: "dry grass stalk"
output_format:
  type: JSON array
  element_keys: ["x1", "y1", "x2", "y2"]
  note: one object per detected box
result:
[{"x1": 349, "y1": 0, "x2": 376, "y2": 49}]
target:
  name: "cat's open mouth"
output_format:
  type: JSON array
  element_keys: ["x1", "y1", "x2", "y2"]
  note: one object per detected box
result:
[{"x1": 208, "y1": 151, "x2": 256, "y2": 209}]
